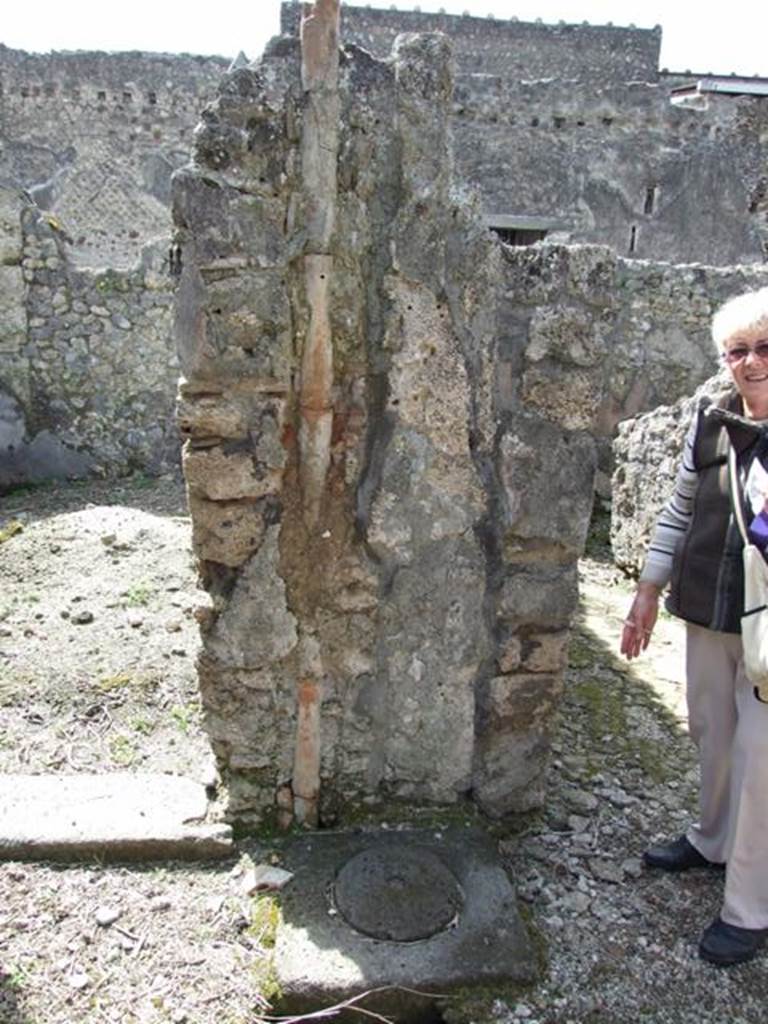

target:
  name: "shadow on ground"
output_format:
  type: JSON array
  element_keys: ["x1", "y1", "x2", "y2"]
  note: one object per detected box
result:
[{"x1": 0, "y1": 472, "x2": 189, "y2": 529}]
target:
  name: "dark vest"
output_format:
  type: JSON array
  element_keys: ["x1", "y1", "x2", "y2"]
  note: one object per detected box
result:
[{"x1": 666, "y1": 396, "x2": 755, "y2": 633}]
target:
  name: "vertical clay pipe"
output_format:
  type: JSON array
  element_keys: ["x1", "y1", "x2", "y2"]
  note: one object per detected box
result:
[
  {"x1": 300, "y1": 0, "x2": 340, "y2": 251},
  {"x1": 298, "y1": 0, "x2": 339, "y2": 529},
  {"x1": 292, "y1": 678, "x2": 322, "y2": 826},
  {"x1": 299, "y1": 253, "x2": 334, "y2": 531},
  {"x1": 290, "y1": 0, "x2": 340, "y2": 828}
]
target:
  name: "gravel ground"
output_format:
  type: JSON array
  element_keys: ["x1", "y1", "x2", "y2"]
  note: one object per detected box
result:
[{"x1": 1, "y1": 477, "x2": 767, "y2": 1024}]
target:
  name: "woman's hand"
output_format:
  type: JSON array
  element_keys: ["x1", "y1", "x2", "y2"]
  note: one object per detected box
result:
[{"x1": 620, "y1": 581, "x2": 661, "y2": 659}]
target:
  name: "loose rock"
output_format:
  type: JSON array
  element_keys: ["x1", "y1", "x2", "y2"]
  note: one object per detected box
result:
[{"x1": 94, "y1": 906, "x2": 121, "y2": 927}]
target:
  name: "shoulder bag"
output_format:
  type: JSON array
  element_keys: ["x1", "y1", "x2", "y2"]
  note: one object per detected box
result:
[{"x1": 727, "y1": 443, "x2": 768, "y2": 700}]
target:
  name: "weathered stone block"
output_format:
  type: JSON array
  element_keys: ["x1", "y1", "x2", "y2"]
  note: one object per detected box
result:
[
  {"x1": 498, "y1": 415, "x2": 596, "y2": 560},
  {"x1": 377, "y1": 537, "x2": 490, "y2": 803},
  {"x1": 0, "y1": 186, "x2": 24, "y2": 265},
  {"x1": 474, "y1": 726, "x2": 556, "y2": 816},
  {"x1": 177, "y1": 392, "x2": 250, "y2": 441},
  {"x1": 392, "y1": 34, "x2": 453, "y2": 286},
  {"x1": 521, "y1": 363, "x2": 603, "y2": 432},
  {"x1": 206, "y1": 526, "x2": 298, "y2": 669},
  {"x1": 499, "y1": 564, "x2": 579, "y2": 629},
  {"x1": 188, "y1": 493, "x2": 269, "y2": 567},
  {"x1": 485, "y1": 672, "x2": 562, "y2": 726},
  {"x1": 523, "y1": 632, "x2": 569, "y2": 673},
  {"x1": 474, "y1": 673, "x2": 563, "y2": 816},
  {"x1": 205, "y1": 276, "x2": 292, "y2": 383},
  {"x1": 0, "y1": 266, "x2": 26, "y2": 347},
  {"x1": 183, "y1": 444, "x2": 284, "y2": 501},
  {"x1": 497, "y1": 635, "x2": 521, "y2": 673},
  {"x1": 526, "y1": 305, "x2": 606, "y2": 368}
]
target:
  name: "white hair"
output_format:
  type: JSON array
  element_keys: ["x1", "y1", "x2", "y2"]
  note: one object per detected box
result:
[{"x1": 712, "y1": 286, "x2": 768, "y2": 352}]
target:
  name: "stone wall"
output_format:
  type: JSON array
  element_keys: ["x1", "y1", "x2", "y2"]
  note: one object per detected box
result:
[
  {"x1": 0, "y1": 45, "x2": 227, "y2": 269},
  {"x1": 280, "y1": 3, "x2": 767, "y2": 267},
  {"x1": 280, "y1": 2, "x2": 661, "y2": 83},
  {"x1": 3, "y1": 7, "x2": 767, "y2": 489},
  {"x1": 0, "y1": 46, "x2": 226, "y2": 486},
  {"x1": 173, "y1": 25, "x2": 597, "y2": 827},
  {"x1": 0, "y1": 184, "x2": 180, "y2": 488},
  {"x1": 492, "y1": 253, "x2": 766, "y2": 492},
  {"x1": 454, "y1": 79, "x2": 768, "y2": 266}
]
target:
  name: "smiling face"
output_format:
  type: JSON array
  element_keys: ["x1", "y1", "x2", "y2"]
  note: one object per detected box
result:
[{"x1": 723, "y1": 325, "x2": 768, "y2": 420}]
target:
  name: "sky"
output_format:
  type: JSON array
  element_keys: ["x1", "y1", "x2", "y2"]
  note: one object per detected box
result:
[{"x1": 1, "y1": 1, "x2": 766, "y2": 78}]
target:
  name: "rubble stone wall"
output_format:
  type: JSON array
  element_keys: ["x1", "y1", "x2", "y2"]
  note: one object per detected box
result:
[
  {"x1": 0, "y1": 45, "x2": 226, "y2": 269},
  {"x1": 454, "y1": 78, "x2": 768, "y2": 266},
  {"x1": 280, "y1": 2, "x2": 662, "y2": 82},
  {"x1": 282, "y1": 3, "x2": 767, "y2": 267},
  {"x1": 0, "y1": 185, "x2": 180, "y2": 488},
  {"x1": 173, "y1": 30, "x2": 598, "y2": 827}
]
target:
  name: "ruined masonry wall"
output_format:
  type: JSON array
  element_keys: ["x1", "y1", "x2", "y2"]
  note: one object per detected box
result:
[
  {"x1": 0, "y1": 185, "x2": 180, "y2": 487},
  {"x1": 0, "y1": 46, "x2": 227, "y2": 269},
  {"x1": 454, "y1": 79, "x2": 768, "y2": 266},
  {"x1": 281, "y1": 3, "x2": 767, "y2": 267},
  {"x1": 280, "y1": 2, "x2": 661, "y2": 83},
  {"x1": 173, "y1": 33, "x2": 596, "y2": 826}
]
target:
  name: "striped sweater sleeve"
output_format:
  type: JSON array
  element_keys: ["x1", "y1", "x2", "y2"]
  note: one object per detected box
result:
[{"x1": 639, "y1": 415, "x2": 699, "y2": 588}]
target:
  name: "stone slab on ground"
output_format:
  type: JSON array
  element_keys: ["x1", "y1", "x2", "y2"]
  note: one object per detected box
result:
[
  {"x1": 0, "y1": 773, "x2": 233, "y2": 862},
  {"x1": 274, "y1": 826, "x2": 537, "y2": 1021}
]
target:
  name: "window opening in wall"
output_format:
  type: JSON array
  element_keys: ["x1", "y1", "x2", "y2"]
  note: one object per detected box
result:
[
  {"x1": 644, "y1": 186, "x2": 656, "y2": 215},
  {"x1": 530, "y1": 117, "x2": 539, "y2": 127},
  {"x1": 123, "y1": 91, "x2": 132, "y2": 102},
  {"x1": 602, "y1": 116, "x2": 614, "y2": 127},
  {"x1": 491, "y1": 227, "x2": 548, "y2": 246},
  {"x1": 629, "y1": 225, "x2": 638, "y2": 253},
  {"x1": 148, "y1": 91, "x2": 157, "y2": 105},
  {"x1": 97, "y1": 90, "x2": 106, "y2": 101},
  {"x1": 553, "y1": 116, "x2": 565, "y2": 129}
]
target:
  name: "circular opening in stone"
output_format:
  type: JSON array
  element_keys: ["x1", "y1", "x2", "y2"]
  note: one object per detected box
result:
[{"x1": 332, "y1": 845, "x2": 464, "y2": 942}]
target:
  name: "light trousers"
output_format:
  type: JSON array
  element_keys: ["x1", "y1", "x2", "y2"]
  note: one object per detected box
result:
[{"x1": 686, "y1": 622, "x2": 768, "y2": 929}]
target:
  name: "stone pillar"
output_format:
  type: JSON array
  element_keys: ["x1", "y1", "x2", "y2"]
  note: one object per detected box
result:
[
  {"x1": 471, "y1": 245, "x2": 604, "y2": 815},
  {"x1": 173, "y1": 30, "x2": 597, "y2": 828}
]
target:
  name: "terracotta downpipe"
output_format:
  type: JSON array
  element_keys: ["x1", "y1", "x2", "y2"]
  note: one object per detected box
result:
[
  {"x1": 298, "y1": 0, "x2": 339, "y2": 529},
  {"x1": 292, "y1": 678, "x2": 322, "y2": 826},
  {"x1": 290, "y1": 0, "x2": 340, "y2": 828}
]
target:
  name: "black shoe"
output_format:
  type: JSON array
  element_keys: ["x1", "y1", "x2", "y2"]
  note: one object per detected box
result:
[
  {"x1": 699, "y1": 917, "x2": 768, "y2": 966},
  {"x1": 643, "y1": 835, "x2": 724, "y2": 872}
]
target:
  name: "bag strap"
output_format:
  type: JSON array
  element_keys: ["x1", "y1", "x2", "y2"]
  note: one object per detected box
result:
[{"x1": 728, "y1": 443, "x2": 750, "y2": 547}]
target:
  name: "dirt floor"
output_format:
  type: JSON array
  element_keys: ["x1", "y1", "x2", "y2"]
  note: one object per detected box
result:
[
  {"x1": 0, "y1": 474, "x2": 208, "y2": 783},
  {"x1": 2, "y1": 476, "x2": 768, "y2": 1024},
  {"x1": 0, "y1": 474, "x2": 272, "y2": 1024}
]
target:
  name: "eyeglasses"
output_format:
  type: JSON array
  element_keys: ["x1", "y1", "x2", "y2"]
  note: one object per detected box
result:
[{"x1": 722, "y1": 341, "x2": 768, "y2": 365}]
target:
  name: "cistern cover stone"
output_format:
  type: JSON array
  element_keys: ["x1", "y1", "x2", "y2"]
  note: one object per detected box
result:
[{"x1": 333, "y1": 846, "x2": 464, "y2": 941}]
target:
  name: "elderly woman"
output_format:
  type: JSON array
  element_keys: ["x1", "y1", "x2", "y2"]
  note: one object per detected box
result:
[{"x1": 622, "y1": 286, "x2": 768, "y2": 967}]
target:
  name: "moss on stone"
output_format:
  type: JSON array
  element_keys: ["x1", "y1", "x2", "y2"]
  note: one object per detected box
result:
[{"x1": 249, "y1": 894, "x2": 284, "y2": 1005}]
